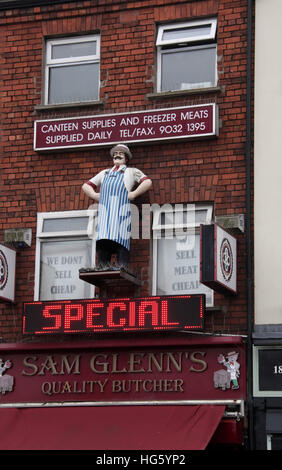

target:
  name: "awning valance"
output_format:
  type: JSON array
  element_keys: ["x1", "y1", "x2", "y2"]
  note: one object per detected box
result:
[{"x1": 0, "y1": 405, "x2": 225, "y2": 450}]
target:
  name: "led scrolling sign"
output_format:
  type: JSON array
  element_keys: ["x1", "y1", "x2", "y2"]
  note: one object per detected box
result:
[{"x1": 23, "y1": 295, "x2": 205, "y2": 335}]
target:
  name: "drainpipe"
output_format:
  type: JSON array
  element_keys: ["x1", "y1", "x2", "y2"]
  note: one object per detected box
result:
[{"x1": 246, "y1": 0, "x2": 254, "y2": 450}]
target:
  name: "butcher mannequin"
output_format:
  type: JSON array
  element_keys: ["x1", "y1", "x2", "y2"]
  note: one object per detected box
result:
[{"x1": 82, "y1": 143, "x2": 152, "y2": 269}]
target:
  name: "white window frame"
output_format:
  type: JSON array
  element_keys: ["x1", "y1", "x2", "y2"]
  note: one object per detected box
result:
[
  {"x1": 152, "y1": 203, "x2": 213, "y2": 237},
  {"x1": 152, "y1": 204, "x2": 214, "y2": 304},
  {"x1": 156, "y1": 18, "x2": 218, "y2": 93},
  {"x1": 45, "y1": 34, "x2": 100, "y2": 105},
  {"x1": 34, "y1": 210, "x2": 97, "y2": 301},
  {"x1": 267, "y1": 434, "x2": 272, "y2": 450},
  {"x1": 156, "y1": 18, "x2": 217, "y2": 46},
  {"x1": 267, "y1": 434, "x2": 282, "y2": 450}
]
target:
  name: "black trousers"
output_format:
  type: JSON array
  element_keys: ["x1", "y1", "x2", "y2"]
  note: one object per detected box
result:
[{"x1": 96, "y1": 239, "x2": 129, "y2": 268}]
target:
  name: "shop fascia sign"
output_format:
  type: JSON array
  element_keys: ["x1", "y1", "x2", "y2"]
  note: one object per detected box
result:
[
  {"x1": 34, "y1": 104, "x2": 218, "y2": 151},
  {"x1": 0, "y1": 243, "x2": 16, "y2": 303},
  {"x1": 200, "y1": 224, "x2": 237, "y2": 295},
  {"x1": 0, "y1": 338, "x2": 246, "y2": 407}
]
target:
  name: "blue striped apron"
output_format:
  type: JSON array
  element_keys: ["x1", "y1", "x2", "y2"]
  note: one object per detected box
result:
[{"x1": 96, "y1": 168, "x2": 131, "y2": 250}]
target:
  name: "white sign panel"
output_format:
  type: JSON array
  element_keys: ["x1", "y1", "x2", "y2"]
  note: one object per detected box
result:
[
  {"x1": 215, "y1": 225, "x2": 237, "y2": 293},
  {"x1": 200, "y1": 224, "x2": 237, "y2": 295},
  {"x1": 0, "y1": 244, "x2": 16, "y2": 303},
  {"x1": 156, "y1": 235, "x2": 214, "y2": 306},
  {"x1": 39, "y1": 239, "x2": 92, "y2": 301}
]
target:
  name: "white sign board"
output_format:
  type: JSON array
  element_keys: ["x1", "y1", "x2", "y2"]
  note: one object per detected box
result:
[
  {"x1": 215, "y1": 224, "x2": 237, "y2": 293},
  {"x1": 0, "y1": 244, "x2": 16, "y2": 302},
  {"x1": 156, "y1": 235, "x2": 214, "y2": 306},
  {"x1": 39, "y1": 239, "x2": 92, "y2": 301},
  {"x1": 200, "y1": 224, "x2": 237, "y2": 295}
]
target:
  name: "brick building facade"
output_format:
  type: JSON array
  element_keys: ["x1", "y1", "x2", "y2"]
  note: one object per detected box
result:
[{"x1": 0, "y1": 0, "x2": 252, "y2": 450}]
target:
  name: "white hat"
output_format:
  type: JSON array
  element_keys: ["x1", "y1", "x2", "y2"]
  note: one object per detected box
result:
[{"x1": 110, "y1": 143, "x2": 132, "y2": 160}]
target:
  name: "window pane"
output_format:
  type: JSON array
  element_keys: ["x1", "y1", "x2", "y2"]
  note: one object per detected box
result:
[
  {"x1": 52, "y1": 41, "x2": 96, "y2": 60},
  {"x1": 160, "y1": 211, "x2": 174, "y2": 225},
  {"x1": 156, "y1": 235, "x2": 213, "y2": 306},
  {"x1": 159, "y1": 209, "x2": 207, "y2": 226},
  {"x1": 161, "y1": 46, "x2": 216, "y2": 92},
  {"x1": 39, "y1": 239, "x2": 92, "y2": 300},
  {"x1": 195, "y1": 210, "x2": 209, "y2": 224},
  {"x1": 43, "y1": 217, "x2": 89, "y2": 233},
  {"x1": 271, "y1": 435, "x2": 282, "y2": 450},
  {"x1": 48, "y1": 63, "x2": 99, "y2": 104},
  {"x1": 162, "y1": 25, "x2": 211, "y2": 42}
]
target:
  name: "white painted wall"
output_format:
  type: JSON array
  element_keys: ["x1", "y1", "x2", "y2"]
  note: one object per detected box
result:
[{"x1": 254, "y1": 0, "x2": 282, "y2": 323}]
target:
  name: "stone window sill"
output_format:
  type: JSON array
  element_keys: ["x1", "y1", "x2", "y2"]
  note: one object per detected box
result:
[
  {"x1": 147, "y1": 86, "x2": 223, "y2": 100},
  {"x1": 35, "y1": 100, "x2": 104, "y2": 113}
]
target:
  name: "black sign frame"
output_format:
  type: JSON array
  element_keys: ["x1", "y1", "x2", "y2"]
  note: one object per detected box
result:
[{"x1": 258, "y1": 348, "x2": 282, "y2": 392}]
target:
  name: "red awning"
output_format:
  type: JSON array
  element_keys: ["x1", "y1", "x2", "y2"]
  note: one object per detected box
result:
[{"x1": 0, "y1": 405, "x2": 225, "y2": 450}]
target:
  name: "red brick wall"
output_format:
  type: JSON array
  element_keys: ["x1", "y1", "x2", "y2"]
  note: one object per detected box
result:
[{"x1": 0, "y1": 0, "x2": 250, "y2": 341}]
